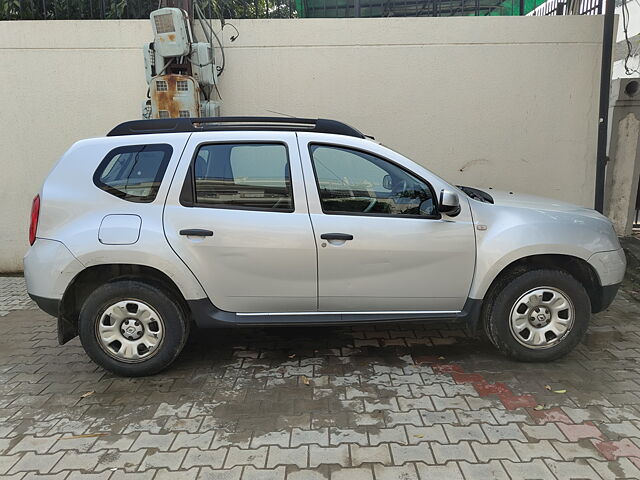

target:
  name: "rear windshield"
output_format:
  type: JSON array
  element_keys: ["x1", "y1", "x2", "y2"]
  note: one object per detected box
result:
[{"x1": 93, "y1": 144, "x2": 172, "y2": 202}]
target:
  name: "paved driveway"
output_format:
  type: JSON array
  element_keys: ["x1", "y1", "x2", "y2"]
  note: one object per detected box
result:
[{"x1": 1, "y1": 276, "x2": 640, "y2": 479}]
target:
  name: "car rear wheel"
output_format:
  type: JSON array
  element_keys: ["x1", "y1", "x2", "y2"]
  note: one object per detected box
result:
[
  {"x1": 79, "y1": 280, "x2": 189, "y2": 376},
  {"x1": 483, "y1": 269, "x2": 591, "y2": 362}
]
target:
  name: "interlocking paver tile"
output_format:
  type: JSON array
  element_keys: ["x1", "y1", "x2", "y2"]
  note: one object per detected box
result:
[
  {"x1": 308, "y1": 445, "x2": 349, "y2": 467},
  {"x1": 223, "y1": 447, "x2": 267, "y2": 469},
  {"x1": 419, "y1": 410, "x2": 457, "y2": 425},
  {"x1": 459, "y1": 460, "x2": 510, "y2": 480},
  {"x1": 66, "y1": 472, "x2": 111, "y2": 480},
  {"x1": 94, "y1": 449, "x2": 146, "y2": 472},
  {"x1": 588, "y1": 457, "x2": 640, "y2": 480},
  {"x1": 182, "y1": 447, "x2": 227, "y2": 469},
  {"x1": 265, "y1": 446, "x2": 307, "y2": 468},
  {"x1": 8, "y1": 452, "x2": 63, "y2": 475},
  {"x1": 197, "y1": 466, "x2": 242, "y2": 480},
  {"x1": 405, "y1": 425, "x2": 447, "y2": 444},
  {"x1": 557, "y1": 422, "x2": 606, "y2": 441},
  {"x1": 51, "y1": 451, "x2": 102, "y2": 473},
  {"x1": 8, "y1": 436, "x2": 60, "y2": 454},
  {"x1": 350, "y1": 444, "x2": 392, "y2": 466},
  {"x1": 130, "y1": 432, "x2": 176, "y2": 452},
  {"x1": 154, "y1": 467, "x2": 199, "y2": 480},
  {"x1": 331, "y1": 466, "x2": 374, "y2": 480},
  {"x1": 444, "y1": 425, "x2": 487, "y2": 443},
  {"x1": 511, "y1": 440, "x2": 562, "y2": 461},
  {"x1": 138, "y1": 449, "x2": 187, "y2": 471},
  {"x1": 239, "y1": 466, "x2": 285, "y2": 480},
  {"x1": 551, "y1": 440, "x2": 602, "y2": 461},
  {"x1": 501, "y1": 459, "x2": 555, "y2": 480},
  {"x1": 290, "y1": 429, "x2": 328, "y2": 448},
  {"x1": 544, "y1": 459, "x2": 601, "y2": 479},
  {"x1": 593, "y1": 437, "x2": 640, "y2": 460},
  {"x1": 431, "y1": 441, "x2": 476, "y2": 463},
  {"x1": 171, "y1": 432, "x2": 215, "y2": 451},
  {"x1": 372, "y1": 463, "x2": 419, "y2": 480},
  {"x1": 562, "y1": 406, "x2": 610, "y2": 423},
  {"x1": 471, "y1": 440, "x2": 518, "y2": 462},
  {"x1": 384, "y1": 410, "x2": 423, "y2": 427},
  {"x1": 0, "y1": 454, "x2": 22, "y2": 475},
  {"x1": 389, "y1": 443, "x2": 433, "y2": 464},
  {"x1": 482, "y1": 423, "x2": 527, "y2": 443},
  {"x1": 520, "y1": 423, "x2": 567, "y2": 441},
  {"x1": 367, "y1": 427, "x2": 407, "y2": 446},
  {"x1": 328, "y1": 428, "x2": 367, "y2": 446},
  {"x1": 415, "y1": 462, "x2": 464, "y2": 480},
  {"x1": 285, "y1": 470, "x2": 326, "y2": 480},
  {"x1": 455, "y1": 409, "x2": 497, "y2": 426}
]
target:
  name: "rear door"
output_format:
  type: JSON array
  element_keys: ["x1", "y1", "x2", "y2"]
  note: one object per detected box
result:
[{"x1": 163, "y1": 132, "x2": 317, "y2": 313}]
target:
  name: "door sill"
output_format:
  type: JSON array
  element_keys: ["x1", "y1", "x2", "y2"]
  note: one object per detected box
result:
[{"x1": 188, "y1": 298, "x2": 482, "y2": 329}]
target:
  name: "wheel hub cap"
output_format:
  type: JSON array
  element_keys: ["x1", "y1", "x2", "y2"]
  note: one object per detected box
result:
[
  {"x1": 529, "y1": 306, "x2": 551, "y2": 327},
  {"x1": 509, "y1": 287, "x2": 575, "y2": 349},
  {"x1": 121, "y1": 318, "x2": 144, "y2": 340},
  {"x1": 96, "y1": 300, "x2": 165, "y2": 363}
]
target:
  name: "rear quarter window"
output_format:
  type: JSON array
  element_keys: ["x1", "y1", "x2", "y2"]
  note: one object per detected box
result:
[{"x1": 93, "y1": 144, "x2": 173, "y2": 203}]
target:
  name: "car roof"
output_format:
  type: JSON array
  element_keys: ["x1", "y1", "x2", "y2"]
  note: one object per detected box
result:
[{"x1": 108, "y1": 117, "x2": 369, "y2": 140}]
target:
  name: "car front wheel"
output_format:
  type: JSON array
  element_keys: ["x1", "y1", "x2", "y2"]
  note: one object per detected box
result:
[
  {"x1": 78, "y1": 280, "x2": 189, "y2": 376},
  {"x1": 484, "y1": 269, "x2": 591, "y2": 362}
]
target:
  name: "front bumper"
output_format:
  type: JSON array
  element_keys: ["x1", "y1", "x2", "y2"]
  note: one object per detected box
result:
[
  {"x1": 588, "y1": 248, "x2": 626, "y2": 287},
  {"x1": 593, "y1": 283, "x2": 621, "y2": 313}
]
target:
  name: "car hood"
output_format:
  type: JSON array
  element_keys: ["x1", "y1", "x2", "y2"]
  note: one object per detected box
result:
[{"x1": 482, "y1": 189, "x2": 606, "y2": 220}]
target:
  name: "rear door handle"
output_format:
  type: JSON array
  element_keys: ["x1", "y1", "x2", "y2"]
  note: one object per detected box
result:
[
  {"x1": 320, "y1": 233, "x2": 354, "y2": 241},
  {"x1": 180, "y1": 229, "x2": 213, "y2": 237}
]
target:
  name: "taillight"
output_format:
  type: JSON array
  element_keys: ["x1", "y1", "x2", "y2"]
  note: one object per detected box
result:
[{"x1": 29, "y1": 194, "x2": 40, "y2": 246}]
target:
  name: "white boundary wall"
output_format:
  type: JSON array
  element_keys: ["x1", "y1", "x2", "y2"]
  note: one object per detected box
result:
[{"x1": 0, "y1": 17, "x2": 604, "y2": 272}]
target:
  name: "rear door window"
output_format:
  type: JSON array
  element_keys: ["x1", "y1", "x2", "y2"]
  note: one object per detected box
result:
[
  {"x1": 188, "y1": 143, "x2": 293, "y2": 212},
  {"x1": 94, "y1": 144, "x2": 173, "y2": 202}
]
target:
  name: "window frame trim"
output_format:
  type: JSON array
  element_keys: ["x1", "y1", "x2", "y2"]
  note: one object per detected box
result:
[
  {"x1": 179, "y1": 140, "x2": 296, "y2": 213},
  {"x1": 308, "y1": 142, "x2": 442, "y2": 220},
  {"x1": 93, "y1": 143, "x2": 173, "y2": 204}
]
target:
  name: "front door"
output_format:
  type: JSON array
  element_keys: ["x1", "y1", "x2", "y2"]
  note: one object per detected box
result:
[
  {"x1": 298, "y1": 135, "x2": 476, "y2": 312},
  {"x1": 163, "y1": 132, "x2": 317, "y2": 313}
]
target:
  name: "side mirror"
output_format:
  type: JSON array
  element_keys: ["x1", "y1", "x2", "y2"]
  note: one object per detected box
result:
[
  {"x1": 438, "y1": 189, "x2": 461, "y2": 217},
  {"x1": 382, "y1": 174, "x2": 393, "y2": 190}
]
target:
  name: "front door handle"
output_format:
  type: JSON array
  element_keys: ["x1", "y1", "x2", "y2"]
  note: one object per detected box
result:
[
  {"x1": 180, "y1": 229, "x2": 213, "y2": 237},
  {"x1": 320, "y1": 233, "x2": 354, "y2": 241}
]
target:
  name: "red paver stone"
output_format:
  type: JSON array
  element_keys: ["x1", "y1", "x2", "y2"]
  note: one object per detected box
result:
[
  {"x1": 499, "y1": 393, "x2": 537, "y2": 410},
  {"x1": 593, "y1": 438, "x2": 640, "y2": 461},
  {"x1": 527, "y1": 407, "x2": 573, "y2": 425},
  {"x1": 557, "y1": 422, "x2": 606, "y2": 441},
  {"x1": 451, "y1": 372, "x2": 485, "y2": 384},
  {"x1": 474, "y1": 381, "x2": 512, "y2": 397},
  {"x1": 432, "y1": 364, "x2": 464, "y2": 374}
]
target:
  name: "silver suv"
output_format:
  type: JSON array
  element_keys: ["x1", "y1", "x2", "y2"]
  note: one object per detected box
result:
[{"x1": 24, "y1": 117, "x2": 626, "y2": 376}]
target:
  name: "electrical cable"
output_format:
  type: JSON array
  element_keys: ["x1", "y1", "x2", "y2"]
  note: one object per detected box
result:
[
  {"x1": 195, "y1": 2, "x2": 226, "y2": 75},
  {"x1": 193, "y1": 1, "x2": 227, "y2": 101},
  {"x1": 622, "y1": 0, "x2": 640, "y2": 75}
]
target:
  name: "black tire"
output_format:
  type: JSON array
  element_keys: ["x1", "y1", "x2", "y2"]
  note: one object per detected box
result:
[
  {"x1": 78, "y1": 280, "x2": 189, "y2": 376},
  {"x1": 483, "y1": 268, "x2": 591, "y2": 362}
]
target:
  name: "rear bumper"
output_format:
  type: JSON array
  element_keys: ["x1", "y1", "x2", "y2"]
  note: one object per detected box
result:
[
  {"x1": 23, "y1": 238, "x2": 84, "y2": 304},
  {"x1": 28, "y1": 293, "x2": 60, "y2": 317}
]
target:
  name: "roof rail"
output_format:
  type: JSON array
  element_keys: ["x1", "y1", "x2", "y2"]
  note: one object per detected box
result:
[{"x1": 107, "y1": 116, "x2": 366, "y2": 139}]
